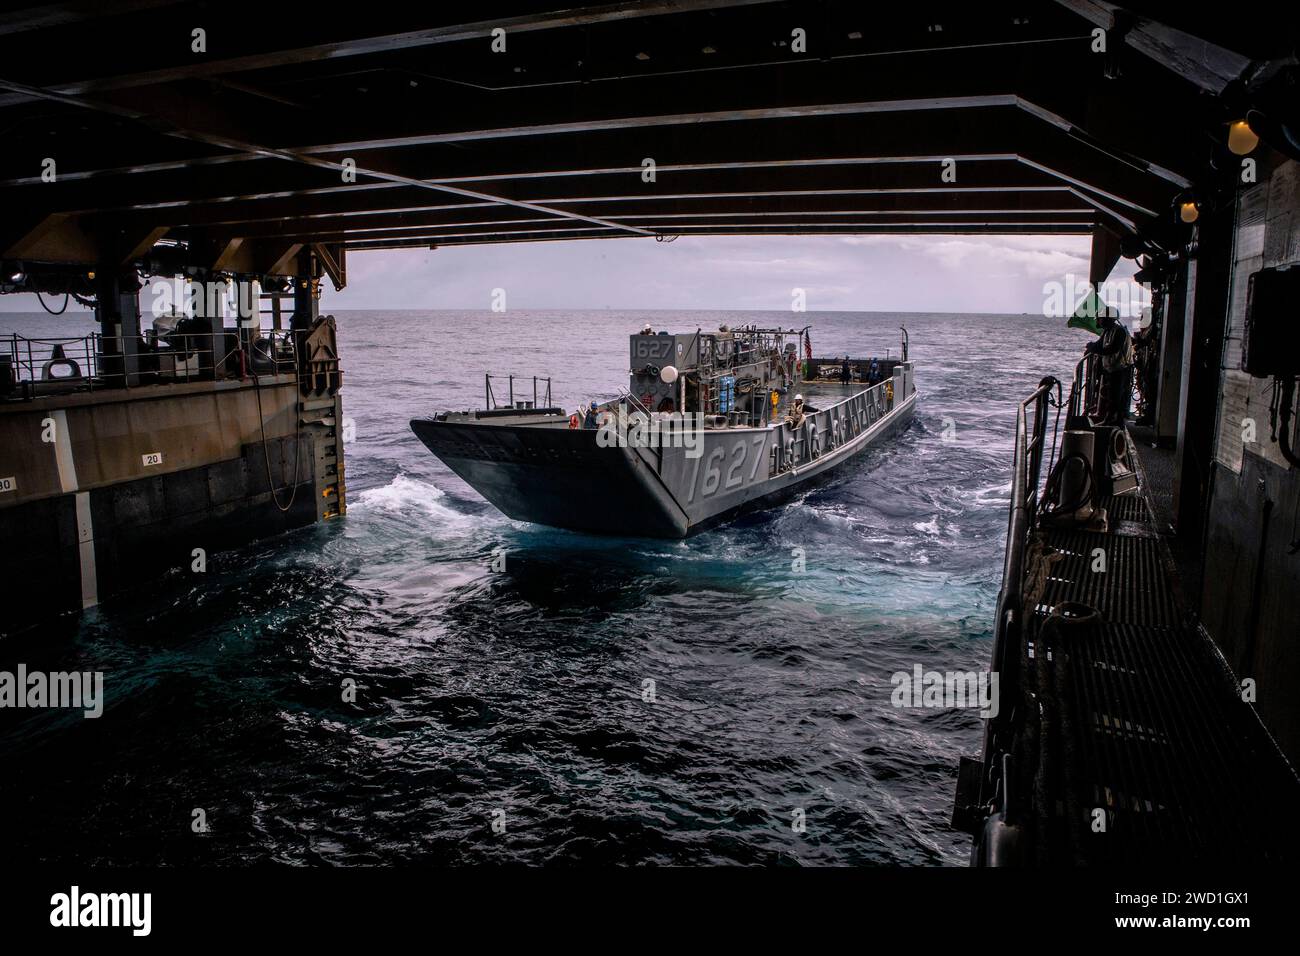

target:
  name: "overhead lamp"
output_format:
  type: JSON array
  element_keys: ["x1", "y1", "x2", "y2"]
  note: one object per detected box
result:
[
  {"x1": 1179, "y1": 201, "x2": 1199, "y2": 224},
  {"x1": 701, "y1": 45, "x2": 716, "y2": 54},
  {"x1": 8, "y1": 269, "x2": 23, "y2": 283},
  {"x1": 635, "y1": 51, "x2": 650, "y2": 61},
  {"x1": 1227, "y1": 118, "x2": 1260, "y2": 156}
]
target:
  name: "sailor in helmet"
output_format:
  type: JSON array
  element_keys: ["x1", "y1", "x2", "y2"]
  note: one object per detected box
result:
[
  {"x1": 583, "y1": 400, "x2": 600, "y2": 429},
  {"x1": 784, "y1": 393, "x2": 806, "y2": 429},
  {"x1": 840, "y1": 354, "x2": 852, "y2": 385}
]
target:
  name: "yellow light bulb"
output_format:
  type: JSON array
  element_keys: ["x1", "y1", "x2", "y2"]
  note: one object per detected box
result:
[
  {"x1": 1179, "y1": 202, "x2": 1199, "y2": 224},
  {"x1": 1227, "y1": 119, "x2": 1259, "y2": 156}
]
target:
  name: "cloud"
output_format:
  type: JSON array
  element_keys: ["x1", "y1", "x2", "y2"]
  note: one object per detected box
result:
[{"x1": 331, "y1": 233, "x2": 1107, "y2": 314}]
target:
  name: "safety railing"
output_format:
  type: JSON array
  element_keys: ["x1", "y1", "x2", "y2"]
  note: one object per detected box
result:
[
  {"x1": 1066, "y1": 353, "x2": 1100, "y2": 423},
  {"x1": 484, "y1": 373, "x2": 552, "y2": 411},
  {"x1": 979, "y1": 375, "x2": 1060, "y2": 792},
  {"x1": 995, "y1": 379, "x2": 1058, "y2": 662},
  {"x1": 768, "y1": 375, "x2": 898, "y2": 474},
  {"x1": 0, "y1": 328, "x2": 299, "y2": 402},
  {"x1": 608, "y1": 390, "x2": 687, "y2": 472}
]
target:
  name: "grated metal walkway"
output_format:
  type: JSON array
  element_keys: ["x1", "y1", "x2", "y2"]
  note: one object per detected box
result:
[{"x1": 1012, "y1": 475, "x2": 1300, "y2": 865}]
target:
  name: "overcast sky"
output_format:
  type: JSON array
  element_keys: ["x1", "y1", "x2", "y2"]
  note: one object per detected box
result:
[{"x1": 2, "y1": 233, "x2": 1141, "y2": 315}]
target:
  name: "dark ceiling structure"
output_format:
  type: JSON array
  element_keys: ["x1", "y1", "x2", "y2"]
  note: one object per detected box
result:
[{"x1": 0, "y1": 1, "x2": 1296, "y2": 288}]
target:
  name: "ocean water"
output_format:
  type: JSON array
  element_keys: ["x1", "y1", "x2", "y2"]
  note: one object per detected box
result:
[{"x1": 0, "y1": 309, "x2": 1084, "y2": 865}]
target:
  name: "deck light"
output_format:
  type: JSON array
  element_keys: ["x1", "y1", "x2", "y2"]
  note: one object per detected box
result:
[
  {"x1": 1227, "y1": 118, "x2": 1260, "y2": 156},
  {"x1": 1179, "y1": 201, "x2": 1199, "y2": 224},
  {"x1": 635, "y1": 52, "x2": 649, "y2": 61},
  {"x1": 701, "y1": 46, "x2": 716, "y2": 54},
  {"x1": 660, "y1": 365, "x2": 679, "y2": 384}
]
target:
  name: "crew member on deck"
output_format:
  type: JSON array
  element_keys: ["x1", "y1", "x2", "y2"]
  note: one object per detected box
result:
[
  {"x1": 840, "y1": 355, "x2": 851, "y2": 385},
  {"x1": 583, "y1": 401, "x2": 600, "y2": 429},
  {"x1": 785, "y1": 394, "x2": 806, "y2": 429},
  {"x1": 867, "y1": 358, "x2": 880, "y2": 384},
  {"x1": 1085, "y1": 308, "x2": 1133, "y2": 425}
]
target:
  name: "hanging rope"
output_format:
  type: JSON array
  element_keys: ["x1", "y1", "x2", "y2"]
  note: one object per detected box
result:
[
  {"x1": 248, "y1": 366, "x2": 301, "y2": 515},
  {"x1": 37, "y1": 291, "x2": 69, "y2": 315}
]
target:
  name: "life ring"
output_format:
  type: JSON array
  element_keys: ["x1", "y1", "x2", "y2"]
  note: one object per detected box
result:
[{"x1": 568, "y1": 414, "x2": 580, "y2": 429}]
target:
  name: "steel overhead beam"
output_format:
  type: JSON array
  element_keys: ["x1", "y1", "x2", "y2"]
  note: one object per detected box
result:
[
  {"x1": 1054, "y1": 0, "x2": 1254, "y2": 93},
  {"x1": 0, "y1": 1, "x2": 786, "y2": 105},
  {"x1": 0, "y1": 80, "x2": 1188, "y2": 211},
  {"x1": 0, "y1": 14, "x2": 1203, "y2": 199},
  {"x1": 277, "y1": 213, "x2": 1097, "y2": 244},
  {"x1": 31, "y1": 156, "x2": 1075, "y2": 231},
  {"x1": 535, "y1": 188, "x2": 1077, "y2": 204},
  {"x1": 0, "y1": 0, "x2": 185, "y2": 37},
  {"x1": 271, "y1": 70, "x2": 1193, "y2": 187},
  {"x1": 1017, "y1": 155, "x2": 1157, "y2": 219},
  {"x1": 32, "y1": 138, "x2": 1159, "y2": 244},
  {"x1": 170, "y1": 197, "x2": 1086, "y2": 240},
  {"x1": 242, "y1": 207, "x2": 1097, "y2": 243},
  {"x1": 17, "y1": 153, "x2": 1036, "y2": 213},
  {"x1": 287, "y1": 93, "x2": 1191, "y2": 198},
  {"x1": 437, "y1": 154, "x2": 1029, "y2": 185},
  {"x1": 0, "y1": 75, "x2": 654, "y2": 240},
  {"x1": 0, "y1": 150, "x2": 1042, "y2": 220},
  {"x1": 0, "y1": 97, "x2": 1032, "y2": 185},
  {"x1": 343, "y1": 221, "x2": 1097, "y2": 250},
  {"x1": 10, "y1": 111, "x2": 1170, "y2": 234},
  {"x1": 156, "y1": 175, "x2": 1064, "y2": 227},
  {"x1": 2, "y1": 90, "x2": 1164, "y2": 181},
  {"x1": 345, "y1": 231, "x2": 624, "y2": 251},
  {"x1": 299, "y1": 95, "x2": 1025, "y2": 154},
  {"x1": 159, "y1": 187, "x2": 1089, "y2": 238},
  {"x1": 1015, "y1": 97, "x2": 1191, "y2": 188}
]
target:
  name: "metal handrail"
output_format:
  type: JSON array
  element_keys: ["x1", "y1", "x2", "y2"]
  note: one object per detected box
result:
[
  {"x1": 613, "y1": 389, "x2": 666, "y2": 471},
  {"x1": 0, "y1": 329, "x2": 298, "y2": 401},
  {"x1": 999, "y1": 378, "x2": 1057, "y2": 629},
  {"x1": 980, "y1": 375, "x2": 1059, "y2": 799},
  {"x1": 618, "y1": 388, "x2": 655, "y2": 418},
  {"x1": 484, "y1": 373, "x2": 552, "y2": 410},
  {"x1": 1067, "y1": 353, "x2": 1100, "y2": 421}
]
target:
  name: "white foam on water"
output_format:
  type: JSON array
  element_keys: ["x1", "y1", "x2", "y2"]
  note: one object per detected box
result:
[
  {"x1": 913, "y1": 515, "x2": 941, "y2": 536},
  {"x1": 352, "y1": 474, "x2": 487, "y2": 531},
  {"x1": 966, "y1": 480, "x2": 1011, "y2": 509}
]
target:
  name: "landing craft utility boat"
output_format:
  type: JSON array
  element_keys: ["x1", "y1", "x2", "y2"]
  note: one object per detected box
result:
[{"x1": 410, "y1": 325, "x2": 917, "y2": 537}]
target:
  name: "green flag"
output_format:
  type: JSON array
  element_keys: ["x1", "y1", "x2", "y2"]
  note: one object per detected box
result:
[{"x1": 1067, "y1": 289, "x2": 1102, "y2": 336}]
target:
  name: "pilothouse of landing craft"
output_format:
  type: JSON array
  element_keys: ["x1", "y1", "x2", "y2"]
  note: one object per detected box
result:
[{"x1": 411, "y1": 324, "x2": 917, "y2": 536}]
